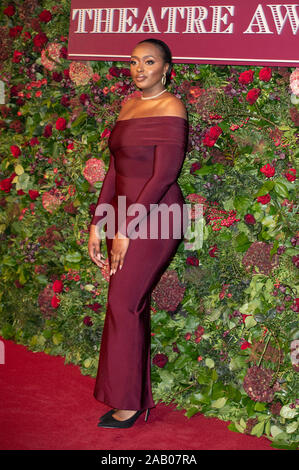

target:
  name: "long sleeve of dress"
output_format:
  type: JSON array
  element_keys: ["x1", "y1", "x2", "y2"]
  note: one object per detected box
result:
[
  {"x1": 118, "y1": 142, "x2": 186, "y2": 238},
  {"x1": 91, "y1": 153, "x2": 116, "y2": 227}
]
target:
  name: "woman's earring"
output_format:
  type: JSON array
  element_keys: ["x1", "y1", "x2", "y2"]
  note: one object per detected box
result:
[{"x1": 161, "y1": 73, "x2": 166, "y2": 86}]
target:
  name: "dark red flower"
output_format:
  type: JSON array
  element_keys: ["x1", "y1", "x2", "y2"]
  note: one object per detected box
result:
[
  {"x1": 33, "y1": 32, "x2": 48, "y2": 50},
  {"x1": 9, "y1": 25, "x2": 23, "y2": 38},
  {"x1": 4, "y1": 5, "x2": 15, "y2": 16},
  {"x1": 43, "y1": 124, "x2": 52, "y2": 137},
  {"x1": 83, "y1": 316, "x2": 93, "y2": 326},
  {"x1": 109, "y1": 66, "x2": 121, "y2": 77},
  {"x1": 186, "y1": 256, "x2": 199, "y2": 266},
  {"x1": 152, "y1": 353, "x2": 168, "y2": 368},
  {"x1": 246, "y1": 88, "x2": 261, "y2": 104},
  {"x1": 244, "y1": 214, "x2": 256, "y2": 225},
  {"x1": 60, "y1": 95, "x2": 70, "y2": 107},
  {"x1": 39, "y1": 10, "x2": 52, "y2": 23},
  {"x1": 52, "y1": 72, "x2": 63, "y2": 82}
]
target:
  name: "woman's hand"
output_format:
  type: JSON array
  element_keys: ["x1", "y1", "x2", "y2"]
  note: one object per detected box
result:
[
  {"x1": 88, "y1": 225, "x2": 108, "y2": 269},
  {"x1": 110, "y1": 231, "x2": 130, "y2": 275}
]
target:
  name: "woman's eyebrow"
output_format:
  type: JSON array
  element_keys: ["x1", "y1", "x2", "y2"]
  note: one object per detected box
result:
[{"x1": 130, "y1": 55, "x2": 156, "y2": 59}]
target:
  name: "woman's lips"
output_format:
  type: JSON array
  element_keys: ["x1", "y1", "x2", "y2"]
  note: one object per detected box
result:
[{"x1": 136, "y1": 76, "x2": 146, "y2": 82}]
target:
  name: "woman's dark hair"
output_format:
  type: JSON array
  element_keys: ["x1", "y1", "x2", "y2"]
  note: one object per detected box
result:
[{"x1": 137, "y1": 38, "x2": 173, "y2": 86}]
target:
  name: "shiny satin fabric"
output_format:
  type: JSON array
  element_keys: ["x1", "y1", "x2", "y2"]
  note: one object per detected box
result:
[{"x1": 93, "y1": 116, "x2": 189, "y2": 410}]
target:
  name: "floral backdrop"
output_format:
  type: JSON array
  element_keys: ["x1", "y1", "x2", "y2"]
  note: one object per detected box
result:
[{"x1": 0, "y1": 0, "x2": 298, "y2": 450}]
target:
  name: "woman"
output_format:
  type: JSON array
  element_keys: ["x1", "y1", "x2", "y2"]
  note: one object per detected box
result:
[{"x1": 88, "y1": 38, "x2": 189, "y2": 429}]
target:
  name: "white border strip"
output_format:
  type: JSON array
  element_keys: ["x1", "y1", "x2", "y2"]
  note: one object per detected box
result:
[{"x1": 68, "y1": 53, "x2": 299, "y2": 63}]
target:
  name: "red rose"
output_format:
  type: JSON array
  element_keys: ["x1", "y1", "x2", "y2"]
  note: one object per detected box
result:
[
  {"x1": 9, "y1": 26, "x2": 23, "y2": 38},
  {"x1": 43, "y1": 124, "x2": 52, "y2": 137},
  {"x1": 246, "y1": 88, "x2": 261, "y2": 104},
  {"x1": 186, "y1": 256, "x2": 199, "y2": 266},
  {"x1": 259, "y1": 67, "x2": 272, "y2": 82},
  {"x1": 79, "y1": 93, "x2": 90, "y2": 105},
  {"x1": 257, "y1": 194, "x2": 271, "y2": 204},
  {"x1": 4, "y1": 5, "x2": 15, "y2": 16},
  {"x1": 10, "y1": 145, "x2": 21, "y2": 157},
  {"x1": 260, "y1": 163, "x2": 275, "y2": 178},
  {"x1": 0, "y1": 178, "x2": 13, "y2": 193},
  {"x1": 55, "y1": 117, "x2": 67, "y2": 131},
  {"x1": 109, "y1": 66, "x2": 121, "y2": 77},
  {"x1": 209, "y1": 125, "x2": 222, "y2": 140},
  {"x1": 52, "y1": 280, "x2": 63, "y2": 293},
  {"x1": 12, "y1": 51, "x2": 23, "y2": 63},
  {"x1": 203, "y1": 135, "x2": 216, "y2": 147},
  {"x1": 39, "y1": 10, "x2": 52, "y2": 23},
  {"x1": 28, "y1": 189, "x2": 39, "y2": 200},
  {"x1": 60, "y1": 95, "x2": 70, "y2": 107},
  {"x1": 63, "y1": 69, "x2": 70, "y2": 79},
  {"x1": 51, "y1": 295, "x2": 60, "y2": 308},
  {"x1": 239, "y1": 70, "x2": 254, "y2": 85},
  {"x1": 152, "y1": 353, "x2": 168, "y2": 368},
  {"x1": 29, "y1": 137, "x2": 39, "y2": 146},
  {"x1": 285, "y1": 168, "x2": 296, "y2": 182},
  {"x1": 241, "y1": 341, "x2": 252, "y2": 350},
  {"x1": 83, "y1": 316, "x2": 93, "y2": 326},
  {"x1": 101, "y1": 128, "x2": 111, "y2": 138},
  {"x1": 52, "y1": 72, "x2": 63, "y2": 82},
  {"x1": 59, "y1": 47, "x2": 68, "y2": 59},
  {"x1": 33, "y1": 32, "x2": 48, "y2": 49},
  {"x1": 244, "y1": 214, "x2": 256, "y2": 225}
]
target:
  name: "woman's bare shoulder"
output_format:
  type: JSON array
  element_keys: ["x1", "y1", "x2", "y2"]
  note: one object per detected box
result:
[{"x1": 163, "y1": 93, "x2": 187, "y2": 119}]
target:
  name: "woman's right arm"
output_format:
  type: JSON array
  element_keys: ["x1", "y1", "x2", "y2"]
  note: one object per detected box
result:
[{"x1": 88, "y1": 152, "x2": 116, "y2": 268}]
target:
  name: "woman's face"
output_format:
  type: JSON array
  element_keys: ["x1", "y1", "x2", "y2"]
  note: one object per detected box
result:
[{"x1": 130, "y1": 42, "x2": 169, "y2": 92}]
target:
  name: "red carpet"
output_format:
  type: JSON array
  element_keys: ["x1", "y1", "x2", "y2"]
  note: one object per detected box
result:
[{"x1": 0, "y1": 337, "x2": 275, "y2": 450}]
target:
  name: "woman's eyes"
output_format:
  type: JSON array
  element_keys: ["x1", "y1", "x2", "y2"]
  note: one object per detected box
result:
[{"x1": 130, "y1": 60, "x2": 155, "y2": 65}]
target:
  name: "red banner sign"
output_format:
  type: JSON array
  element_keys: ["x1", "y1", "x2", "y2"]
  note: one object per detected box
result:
[{"x1": 68, "y1": 1, "x2": 299, "y2": 66}]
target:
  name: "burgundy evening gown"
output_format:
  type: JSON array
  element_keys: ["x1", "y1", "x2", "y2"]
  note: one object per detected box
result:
[{"x1": 91, "y1": 115, "x2": 189, "y2": 410}]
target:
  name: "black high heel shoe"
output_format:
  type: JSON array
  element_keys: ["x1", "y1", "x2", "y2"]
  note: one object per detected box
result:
[{"x1": 97, "y1": 408, "x2": 150, "y2": 429}]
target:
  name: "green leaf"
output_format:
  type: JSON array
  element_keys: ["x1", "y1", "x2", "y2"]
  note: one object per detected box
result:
[
  {"x1": 251, "y1": 421, "x2": 265, "y2": 438},
  {"x1": 280, "y1": 405, "x2": 298, "y2": 419},
  {"x1": 211, "y1": 397, "x2": 227, "y2": 409},
  {"x1": 185, "y1": 407, "x2": 200, "y2": 418},
  {"x1": 65, "y1": 252, "x2": 82, "y2": 263},
  {"x1": 274, "y1": 181, "x2": 289, "y2": 199},
  {"x1": 205, "y1": 358, "x2": 215, "y2": 369}
]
